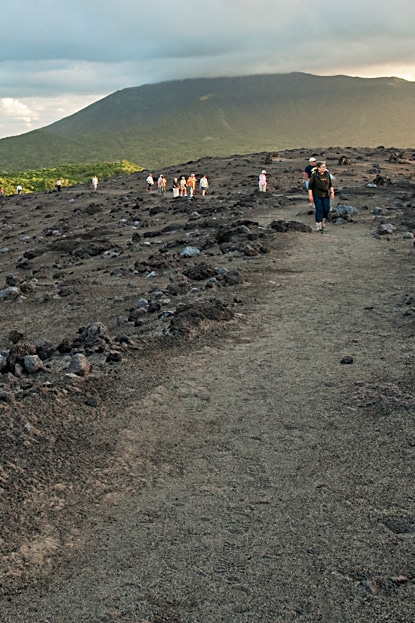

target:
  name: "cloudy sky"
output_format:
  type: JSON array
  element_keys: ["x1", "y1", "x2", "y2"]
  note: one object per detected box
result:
[{"x1": 1, "y1": 0, "x2": 414, "y2": 139}]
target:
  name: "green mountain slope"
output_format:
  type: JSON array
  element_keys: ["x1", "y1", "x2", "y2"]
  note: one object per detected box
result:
[{"x1": 0, "y1": 73, "x2": 414, "y2": 171}]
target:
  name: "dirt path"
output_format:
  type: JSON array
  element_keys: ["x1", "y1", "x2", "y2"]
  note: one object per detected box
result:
[{"x1": 3, "y1": 201, "x2": 415, "y2": 622}]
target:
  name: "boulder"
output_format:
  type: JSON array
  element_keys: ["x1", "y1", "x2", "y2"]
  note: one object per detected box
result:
[{"x1": 67, "y1": 353, "x2": 92, "y2": 377}]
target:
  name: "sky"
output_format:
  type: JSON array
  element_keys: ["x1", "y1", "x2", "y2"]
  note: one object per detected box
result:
[{"x1": 1, "y1": 0, "x2": 415, "y2": 139}]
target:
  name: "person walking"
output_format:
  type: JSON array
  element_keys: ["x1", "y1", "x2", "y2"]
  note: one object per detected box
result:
[
  {"x1": 146, "y1": 173, "x2": 154, "y2": 191},
  {"x1": 199, "y1": 174, "x2": 209, "y2": 197},
  {"x1": 179, "y1": 176, "x2": 187, "y2": 197},
  {"x1": 187, "y1": 173, "x2": 197, "y2": 197},
  {"x1": 308, "y1": 161, "x2": 334, "y2": 232},
  {"x1": 172, "y1": 177, "x2": 180, "y2": 198},
  {"x1": 16, "y1": 184, "x2": 23, "y2": 195},
  {"x1": 92, "y1": 175, "x2": 98, "y2": 191},
  {"x1": 303, "y1": 157, "x2": 316, "y2": 190},
  {"x1": 258, "y1": 170, "x2": 267, "y2": 192},
  {"x1": 56, "y1": 179, "x2": 62, "y2": 192}
]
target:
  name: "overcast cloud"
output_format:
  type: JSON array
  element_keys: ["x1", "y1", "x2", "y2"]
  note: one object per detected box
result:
[{"x1": 1, "y1": 0, "x2": 414, "y2": 138}]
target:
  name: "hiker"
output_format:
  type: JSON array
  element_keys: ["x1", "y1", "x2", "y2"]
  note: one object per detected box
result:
[
  {"x1": 199, "y1": 174, "x2": 209, "y2": 197},
  {"x1": 187, "y1": 173, "x2": 197, "y2": 197},
  {"x1": 92, "y1": 175, "x2": 98, "y2": 191},
  {"x1": 258, "y1": 170, "x2": 267, "y2": 192},
  {"x1": 303, "y1": 157, "x2": 316, "y2": 190},
  {"x1": 146, "y1": 173, "x2": 154, "y2": 191},
  {"x1": 308, "y1": 161, "x2": 335, "y2": 232},
  {"x1": 179, "y1": 176, "x2": 187, "y2": 196},
  {"x1": 56, "y1": 179, "x2": 62, "y2": 192},
  {"x1": 172, "y1": 177, "x2": 180, "y2": 198},
  {"x1": 16, "y1": 184, "x2": 23, "y2": 195}
]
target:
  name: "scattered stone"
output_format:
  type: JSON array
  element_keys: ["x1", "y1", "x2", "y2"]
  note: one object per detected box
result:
[
  {"x1": 166, "y1": 275, "x2": 191, "y2": 295},
  {"x1": 9, "y1": 330, "x2": 24, "y2": 344},
  {"x1": 340, "y1": 356, "x2": 354, "y2": 364},
  {"x1": 8, "y1": 341, "x2": 37, "y2": 369},
  {"x1": 184, "y1": 262, "x2": 216, "y2": 280},
  {"x1": 0, "y1": 286, "x2": 20, "y2": 300},
  {"x1": 376, "y1": 223, "x2": 396, "y2": 235},
  {"x1": 338, "y1": 156, "x2": 355, "y2": 165},
  {"x1": 85, "y1": 396, "x2": 98, "y2": 407},
  {"x1": 269, "y1": 220, "x2": 311, "y2": 233},
  {"x1": 67, "y1": 353, "x2": 92, "y2": 376},
  {"x1": 336, "y1": 204, "x2": 357, "y2": 217},
  {"x1": 136, "y1": 297, "x2": 149, "y2": 308},
  {"x1": 23, "y1": 354, "x2": 47, "y2": 374},
  {"x1": 373, "y1": 174, "x2": 392, "y2": 186},
  {"x1": 116, "y1": 315, "x2": 129, "y2": 326},
  {"x1": 180, "y1": 246, "x2": 201, "y2": 257},
  {"x1": 106, "y1": 350, "x2": 123, "y2": 362}
]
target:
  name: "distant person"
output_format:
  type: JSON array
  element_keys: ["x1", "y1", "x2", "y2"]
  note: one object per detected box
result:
[
  {"x1": 308, "y1": 161, "x2": 335, "y2": 232},
  {"x1": 179, "y1": 176, "x2": 187, "y2": 197},
  {"x1": 92, "y1": 175, "x2": 98, "y2": 191},
  {"x1": 258, "y1": 170, "x2": 267, "y2": 192},
  {"x1": 16, "y1": 184, "x2": 23, "y2": 195},
  {"x1": 172, "y1": 177, "x2": 180, "y2": 198},
  {"x1": 0, "y1": 187, "x2": 4, "y2": 201},
  {"x1": 146, "y1": 173, "x2": 154, "y2": 191},
  {"x1": 56, "y1": 179, "x2": 62, "y2": 192},
  {"x1": 187, "y1": 173, "x2": 197, "y2": 197},
  {"x1": 157, "y1": 174, "x2": 164, "y2": 192},
  {"x1": 303, "y1": 157, "x2": 316, "y2": 190},
  {"x1": 199, "y1": 174, "x2": 209, "y2": 197}
]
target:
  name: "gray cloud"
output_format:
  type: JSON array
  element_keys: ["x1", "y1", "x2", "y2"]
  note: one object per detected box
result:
[{"x1": 1, "y1": 0, "x2": 415, "y2": 137}]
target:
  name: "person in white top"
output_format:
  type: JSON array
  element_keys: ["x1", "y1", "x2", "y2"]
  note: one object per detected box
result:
[
  {"x1": 199, "y1": 175, "x2": 209, "y2": 197},
  {"x1": 258, "y1": 170, "x2": 267, "y2": 192},
  {"x1": 146, "y1": 173, "x2": 154, "y2": 191}
]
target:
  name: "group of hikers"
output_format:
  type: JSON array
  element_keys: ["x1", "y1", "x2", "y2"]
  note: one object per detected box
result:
[
  {"x1": 146, "y1": 172, "x2": 209, "y2": 197},
  {"x1": 7, "y1": 157, "x2": 334, "y2": 232},
  {"x1": 258, "y1": 156, "x2": 334, "y2": 233}
]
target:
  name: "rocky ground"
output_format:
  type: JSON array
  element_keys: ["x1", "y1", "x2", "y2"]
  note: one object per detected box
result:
[{"x1": 1, "y1": 146, "x2": 415, "y2": 622}]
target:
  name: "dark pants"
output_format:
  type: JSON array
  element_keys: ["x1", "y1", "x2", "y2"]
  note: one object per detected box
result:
[{"x1": 314, "y1": 195, "x2": 330, "y2": 223}]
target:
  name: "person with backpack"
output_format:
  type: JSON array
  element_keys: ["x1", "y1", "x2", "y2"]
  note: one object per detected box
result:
[{"x1": 308, "y1": 161, "x2": 334, "y2": 232}]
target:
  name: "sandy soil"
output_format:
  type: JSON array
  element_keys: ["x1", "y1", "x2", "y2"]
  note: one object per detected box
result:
[{"x1": 1, "y1": 147, "x2": 415, "y2": 622}]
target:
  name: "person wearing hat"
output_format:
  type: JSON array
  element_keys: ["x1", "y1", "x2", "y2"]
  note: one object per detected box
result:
[
  {"x1": 303, "y1": 157, "x2": 316, "y2": 190},
  {"x1": 258, "y1": 169, "x2": 267, "y2": 192}
]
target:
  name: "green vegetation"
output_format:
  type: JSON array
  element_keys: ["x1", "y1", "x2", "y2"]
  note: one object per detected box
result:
[
  {"x1": 0, "y1": 159, "x2": 143, "y2": 195},
  {"x1": 0, "y1": 73, "x2": 414, "y2": 172}
]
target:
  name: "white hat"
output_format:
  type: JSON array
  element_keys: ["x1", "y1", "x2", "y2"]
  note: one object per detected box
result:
[
  {"x1": 309, "y1": 157, "x2": 316, "y2": 162},
  {"x1": 261, "y1": 170, "x2": 266, "y2": 173}
]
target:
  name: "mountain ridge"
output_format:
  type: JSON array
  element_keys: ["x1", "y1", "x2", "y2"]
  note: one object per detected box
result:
[{"x1": 1, "y1": 72, "x2": 414, "y2": 171}]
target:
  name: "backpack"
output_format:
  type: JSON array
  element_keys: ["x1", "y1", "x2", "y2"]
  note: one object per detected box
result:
[{"x1": 310, "y1": 169, "x2": 331, "y2": 192}]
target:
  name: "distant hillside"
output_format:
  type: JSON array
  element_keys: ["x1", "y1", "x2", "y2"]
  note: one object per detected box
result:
[{"x1": 1, "y1": 72, "x2": 414, "y2": 171}]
